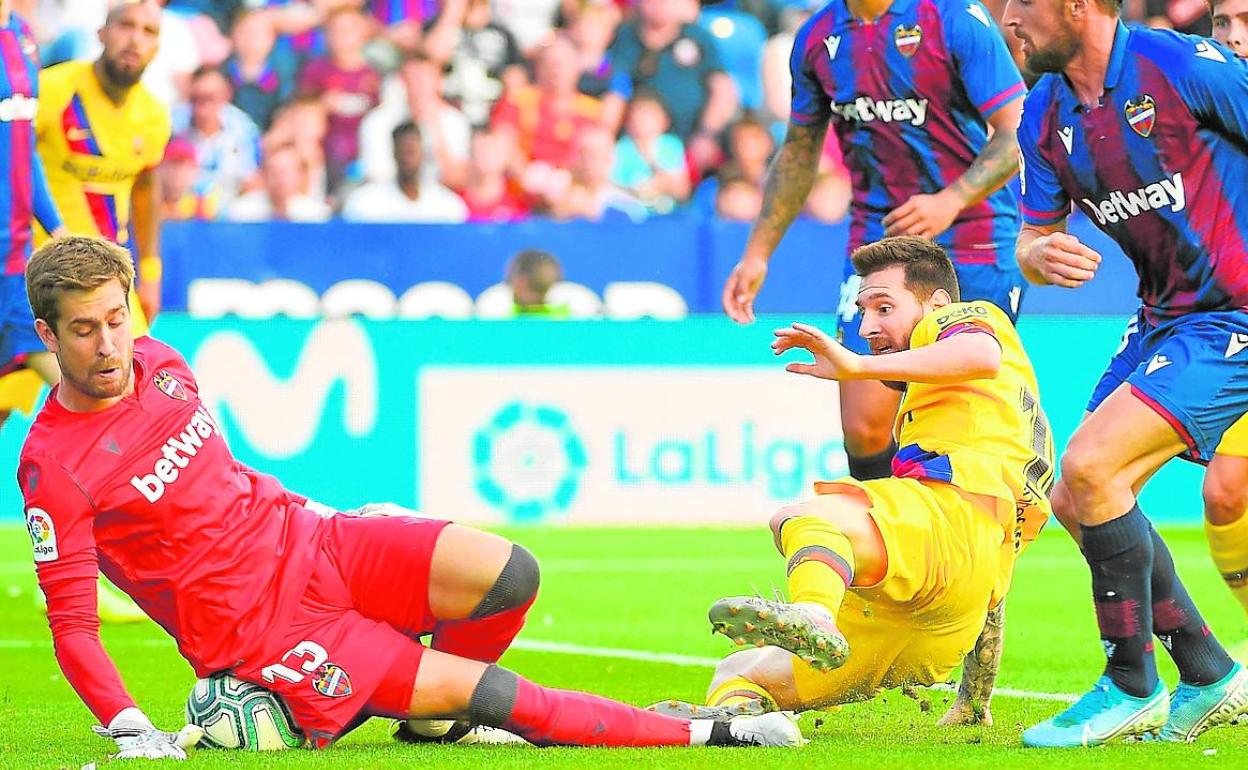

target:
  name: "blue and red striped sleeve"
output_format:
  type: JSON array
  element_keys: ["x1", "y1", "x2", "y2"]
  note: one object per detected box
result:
[
  {"x1": 1017, "y1": 91, "x2": 1070, "y2": 226},
  {"x1": 31, "y1": 149, "x2": 61, "y2": 233},
  {"x1": 944, "y1": 0, "x2": 1025, "y2": 119}
]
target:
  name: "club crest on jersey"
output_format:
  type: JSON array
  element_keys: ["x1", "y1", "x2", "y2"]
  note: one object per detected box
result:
[
  {"x1": 311, "y1": 663, "x2": 352, "y2": 698},
  {"x1": 894, "y1": 25, "x2": 922, "y2": 57},
  {"x1": 1124, "y1": 95, "x2": 1156, "y2": 138},
  {"x1": 153, "y1": 369, "x2": 187, "y2": 401}
]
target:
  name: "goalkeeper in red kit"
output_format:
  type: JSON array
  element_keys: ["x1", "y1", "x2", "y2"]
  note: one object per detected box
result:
[{"x1": 18, "y1": 235, "x2": 803, "y2": 760}]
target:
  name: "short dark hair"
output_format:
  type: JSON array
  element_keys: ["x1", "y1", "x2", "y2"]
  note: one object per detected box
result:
[
  {"x1": 392, "y1": 121, "x2": 422, "y2": 146},
  {"x1": 507, "y1": 249, "x2": 563, "y2": 293},
  {"x1": 850, "y1": 236, "x2": 960, "y2": 302}
]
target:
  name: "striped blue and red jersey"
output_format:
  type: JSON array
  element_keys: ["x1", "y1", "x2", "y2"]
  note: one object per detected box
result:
[
  {"x1": 790, "y1": 0, "x2": 1025, "y2": 264},
  {"x1": 0, "y1": 13, "x2": 61, "y2": 276},
  {"x1": 370, "y1": 0, "x2": 439, "y2": 25},
  {"x1": 1019, "y1": 23, "x2": 1248, "y2": 321}
]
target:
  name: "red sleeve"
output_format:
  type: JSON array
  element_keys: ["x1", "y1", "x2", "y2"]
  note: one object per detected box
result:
[
  {"x1": 19, "y1": 455, "x2": 137, "y2": 725},
  {"x1": 297, "y1": 59, "x2": 325, "y2": 98}
]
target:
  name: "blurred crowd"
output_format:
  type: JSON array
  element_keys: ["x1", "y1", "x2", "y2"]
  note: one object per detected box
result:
[{"x1": 20, "y1": 0, "x2": 1211, "y2": 226}]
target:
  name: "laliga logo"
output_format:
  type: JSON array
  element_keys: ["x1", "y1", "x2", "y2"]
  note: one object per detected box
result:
[
  {"x1": 472, "y1": 402, "x2": 587, "y2": 523},
  {"x1": 25, "y1": 508, "x2": 58, "y2": 562}
]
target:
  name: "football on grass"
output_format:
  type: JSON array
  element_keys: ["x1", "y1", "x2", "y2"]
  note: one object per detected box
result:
[{"x1": 185, "y1": 673, "x2": 305, "y2": 750}]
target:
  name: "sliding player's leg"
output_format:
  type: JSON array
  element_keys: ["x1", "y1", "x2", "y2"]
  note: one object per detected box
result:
[
  {"x1": 370, "y1": 644, "x2": 804, "y2": 748},
  {"x1": 709, "y1": 487, "x2": 886, "y2": 672}
]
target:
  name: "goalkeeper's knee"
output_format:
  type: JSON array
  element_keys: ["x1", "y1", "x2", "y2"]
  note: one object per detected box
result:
[{"x1": 471, "y1": 544, "x2": 540, "y2": 619}]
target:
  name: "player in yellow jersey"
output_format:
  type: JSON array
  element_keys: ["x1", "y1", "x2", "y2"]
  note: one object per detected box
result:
[
  {"x1": 655, "y1": 237, "x2": 1053, "y2": 723},
  {"x1": 5, "y1": 1, "x2": 168, "y2": 624},
  {"x1": 0, "y1": 0, "x2": 168, "y2": 429}
]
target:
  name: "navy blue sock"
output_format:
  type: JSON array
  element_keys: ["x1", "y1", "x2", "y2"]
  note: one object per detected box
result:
[
  {"x1": 1081, "y1": 506, "x2": 1158, "y2": 698},
  {"x1": 847, "y1": 441, "x2": 897, "y2": 481},
  {"x1": 1149, "y1": 526, "x2": 1234, "y2": 686}
]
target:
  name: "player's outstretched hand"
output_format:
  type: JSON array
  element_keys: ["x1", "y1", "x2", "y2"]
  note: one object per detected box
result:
[
  {"x1": 882, "y1": 190, "x2": 962, "y2": 239},
  {"x1": 93, "y1": 709, "x2": 203, "y2": 760},
  {"x1": 1023, "y1": 231, "x2": 1102, "y2": 288},
  {"x1": 722, "y1": 256, "x2": 768, "y2": 324},
  {"x1": 773, "y1": 322, "x2": 865, "y2": 381}
]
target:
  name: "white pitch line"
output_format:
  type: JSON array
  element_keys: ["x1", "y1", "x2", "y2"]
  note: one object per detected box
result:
[
  {"x1": 0, "y1": 635, "x2": 1078, "y2": 705},
  {"x1": 509, "y1": 639, "x2": 1078, "y2": 704}
]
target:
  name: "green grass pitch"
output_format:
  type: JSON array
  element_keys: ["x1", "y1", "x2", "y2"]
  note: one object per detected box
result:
[{"x1": 2, "y1": 525, "x2": 1246, "y2": 769}]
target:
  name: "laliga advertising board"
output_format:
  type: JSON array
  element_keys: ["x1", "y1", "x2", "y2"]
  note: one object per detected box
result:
[{"x1": 418, "y1": 368, "x2": 847, "y2": 526}]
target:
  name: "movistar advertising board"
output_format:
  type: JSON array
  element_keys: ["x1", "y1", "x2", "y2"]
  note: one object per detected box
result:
[{"x1": 0, "y1": 316, "x2": 1204, "y2": 525}]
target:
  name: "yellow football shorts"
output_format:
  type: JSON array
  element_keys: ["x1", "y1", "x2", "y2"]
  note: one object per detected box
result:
[
  {"x1": 791, "y1": 477, "x2": 1005, "y2": 708},
  {"x1": 0, "y1": 285, "x2": 148, "y2": 414},
  {"x1": 1216, "y1": 413, "x2": 1248, "y2": 458}
]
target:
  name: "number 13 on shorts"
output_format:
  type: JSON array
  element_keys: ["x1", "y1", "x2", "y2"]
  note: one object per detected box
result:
[{"x1": 262, "y1": 640, "x2": 329, "y2": 685}]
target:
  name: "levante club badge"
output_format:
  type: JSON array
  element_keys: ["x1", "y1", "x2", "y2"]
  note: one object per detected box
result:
[
  {"x1": 1124, "y1": 95, "x2": 1156, "y2": 138},
  {"x1": 894, "y1": 25, "x2": 922, "y2": 57},
  {"x1": 153, "y1": 370, "x2": 187, "y2": 401},
  {"x1": 312, "y1": 663, "x2": 352, "y2": 698}
]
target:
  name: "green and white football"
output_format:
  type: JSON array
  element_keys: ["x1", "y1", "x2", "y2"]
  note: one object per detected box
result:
[{"x1": 185, "y1": 674, "x2": 305, "y2": 751}]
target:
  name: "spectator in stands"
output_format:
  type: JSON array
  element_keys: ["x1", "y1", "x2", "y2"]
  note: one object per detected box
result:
[
  {"x1": 166, "y1": 0, "x2": 232, "y2": 65},
  {"x1": 566, "y1": 1, "x2": 622, "y2": 97},
  {"x1": 602, "y1": 0, "x2": 738, "y2": 172},
  {"x1": 298, "y1": 6, "x2": 383, "y2": 196},
  {"x1": 493, "y1": 34, "x2": 603, "y2": 207},
  {"x1": 370, "y1": 0, "x2": 467, "y2": 60},
  {"x1": 458, "y1": 127, "x2": 530, "y2": 221},
  {"x1": 443, "y1": 0, "x2": 527, "y2": 127},
  {"x1": 507, "y1": 248, "x2": 568, "y2": 317},
  {"x1": 1139, "y1": 0, "x2": 1212, "y2": 34},
  {"x1": 714, "y1": 163, "x2": 762, "y2": 222},
  {"x1": 803, "y1": 168, "x2": 852, "y2": 224},
  {"x1": 342, "y1": 121, "x2": 469, "y2": 222},
  {"x1": 358, "y1": 54, "x2": 471, "y2": 188},
  {"x1": 264, "y1": 96, "x2": 330, "y2": 205},
  {"x1": 173, "y1": 66, "x2": 263, "y2": 206},
  {"x1": 160, "y1": 137, "x2": 220, "y2": 221},
  {"x1": 611, "y1": 90, "x2": 690, "y2": 214},
  {"x1": 550, "y1": 125, "x2": 648, "y2": 222},
  {"x1": 760, "y1": 3, "x2": 809, "y2": 135},
  {"x1": 690, "y1": 111, "x2": 774, "y2": 216},
  {"x1": 226, "y1": 143, "x2": 332, "y2": 222},
  {"x1": 225, "y1": 8, "x2": 297, "y2": 130},
  {"x1": 491, "y1": 0, "x2": 562, "y2": 54}
]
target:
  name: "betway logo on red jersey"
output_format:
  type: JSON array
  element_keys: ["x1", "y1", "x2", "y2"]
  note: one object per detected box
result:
[
  {"x1": 130, "y1": 406, "x2": 222, "y2": 503},
  {"x1": 1081, "y1": 172, "x2": 1185, "y2": 226},
  {"x1": 829, "y1": 97, "x2": 929, "y2": 126}
]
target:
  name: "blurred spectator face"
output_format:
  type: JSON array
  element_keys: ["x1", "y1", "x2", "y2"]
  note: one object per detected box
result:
[
  {"x1": 263, "y1": 147, "x2": 306, "y2": 202},
  {"x1": 535, "y1": 37, "x2": 581, "y2": 95},
  {"x1": 573, "y1": 127, "x2": 615, "y2": 187},
  {"x1": 731, "y1": 120, "x2": 775, "y2": 172},
  {"x1": 805, "y1": 172, "x2": 852, "y2": 224},
  {"x1": 716, "y1": 178, "x2": 763, "y2": 221},
  {"x1": 288, "y1": 100, "x2": 328, "y2": 148},
  {"x1": 394, "y1": 128, "x2": 425, "y2": 181},
  {"x1": 465, "y1": 0, "x2": 492, "y2": 27},
  {"x1": 624, "y1": 95, "x2": 671, "y2": 143},
  {"x1": 1213, "y1": 0, "x2": 1248, "y2": 56},
  {"x1": 160, "y1": 138, "x2": 198, "y2": 204},
  {"x1": 470, "y1": 129, "x2": 508, "y2": 177},
  {"x1": 400, "y1": 58, "x2": 443, "y2": 107},
  {"x1": 568, "y1": 5, "x2": 619, "y2": 54},
  {"x1": 326, "y1": 9, "x2": 371, "y2": 64},
  {"x1": 190, "y1": 70, "x2": 231, "y2": 130},
  {"x1": 508, "y1": 250, "x2": 563, "y2": 308},
  {"x1": 99, "y1": 0, "x2": 162, "y2": 87},
  {"x1": 231, "y1": 10, "x2": 276, "y2": 64},
  {"x1": 638, "y1": 0, "x2": 685, "y2": 28}
]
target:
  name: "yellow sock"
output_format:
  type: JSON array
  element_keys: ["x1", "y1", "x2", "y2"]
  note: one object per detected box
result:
[
  {"x1": 707, "y1": 676, "x2": 778, "y2": 711},
  {"x1": 1207, "y1": 513, "x2": 1248, "y2": 618},
  {"x1": 778, "y1": 514, "x2": 855, "y2": 616}
]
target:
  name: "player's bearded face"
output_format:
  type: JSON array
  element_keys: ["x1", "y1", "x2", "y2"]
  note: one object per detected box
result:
[
  {"x1": 48, "y1": 282, "x2": 135, "y2": 404},
  {"x1": 1005, "y1": 0, "x2": 1081, "y2": 74},
  {"x1": 98, "y1": 2, "x2": 162, "y2": 87}
]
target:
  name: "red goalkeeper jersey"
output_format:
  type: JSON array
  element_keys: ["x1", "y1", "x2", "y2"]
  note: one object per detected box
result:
[{"x1": 19, "y1": 336, "x2": 331, "y2": 723}]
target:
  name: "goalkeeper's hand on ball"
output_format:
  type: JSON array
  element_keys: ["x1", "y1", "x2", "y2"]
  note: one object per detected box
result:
[{"x1": 93, "y1": 708, "x2": 204, "y2": 760}]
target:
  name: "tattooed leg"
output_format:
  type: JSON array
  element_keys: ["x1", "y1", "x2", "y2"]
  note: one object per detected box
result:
[{"x1": 937, "y1": 600, "x2": 1005, "y2": 727}]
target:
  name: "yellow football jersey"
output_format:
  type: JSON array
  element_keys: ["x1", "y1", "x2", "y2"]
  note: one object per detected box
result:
[
  {"x1": 892, "y1": 301, "x2": 1055, "y2": 553},
  {"x1": 32, "y1": 60, "x2": 170, "y2": 246}
]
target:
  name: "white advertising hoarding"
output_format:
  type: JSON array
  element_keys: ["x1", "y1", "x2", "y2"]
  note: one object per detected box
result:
[{"x1": 419, "y1": 367, "x2": 846, "y2": 526}]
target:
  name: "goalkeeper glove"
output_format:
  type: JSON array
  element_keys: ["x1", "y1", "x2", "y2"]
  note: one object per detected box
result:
[{"x1": 92, "y1": 708, "x2": 204, "y2": 760}]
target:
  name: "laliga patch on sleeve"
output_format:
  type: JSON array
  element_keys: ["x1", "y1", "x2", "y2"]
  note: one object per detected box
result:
[{"x1": 25, "y1": 508, "x2": 59, "y2": 562}]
